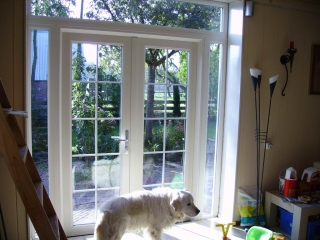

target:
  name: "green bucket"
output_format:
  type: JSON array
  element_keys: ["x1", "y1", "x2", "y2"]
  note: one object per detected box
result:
[{"x1": 246, "y1": 226, "x2": 273, "y2": 240}]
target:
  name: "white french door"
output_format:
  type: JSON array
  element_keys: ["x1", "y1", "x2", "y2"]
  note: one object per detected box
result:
[{"x1": 60, "y1": 32, "x2": 198, "y2": 236}]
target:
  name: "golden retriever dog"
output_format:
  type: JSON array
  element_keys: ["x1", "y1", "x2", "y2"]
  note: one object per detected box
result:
[{"x1": 94, "y1": 188, "x2": 200, "y2": 240}]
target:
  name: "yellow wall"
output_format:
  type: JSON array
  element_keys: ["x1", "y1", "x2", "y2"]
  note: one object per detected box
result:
[
  {"x1": 0, "y1": 0, "x2": 27, "y2": 239},
  {"x1": 239, "y1": 0, "x2": 320, "y2": 196}
]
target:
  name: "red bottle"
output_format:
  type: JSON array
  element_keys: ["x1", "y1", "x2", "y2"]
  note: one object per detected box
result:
[{"x1": 283, "y1": 167, "x2": 297, "y2": 197}]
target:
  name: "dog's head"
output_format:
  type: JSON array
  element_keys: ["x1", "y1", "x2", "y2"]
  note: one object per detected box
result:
[{"x1": 170, "y1": 190, "x2": 200, "y2": 217}]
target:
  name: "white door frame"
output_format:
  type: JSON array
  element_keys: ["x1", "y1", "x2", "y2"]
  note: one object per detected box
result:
[
  {"x1": 60, "y1": 33, "x2": 199, "y2": 236},
  {"x1": 26, "y1": 15, "x2": 228, "y2": 237}
]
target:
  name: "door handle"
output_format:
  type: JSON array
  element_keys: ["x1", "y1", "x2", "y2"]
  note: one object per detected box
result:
[{"x1": 111, "y1": 130, "x2": 129, "y2": 154}]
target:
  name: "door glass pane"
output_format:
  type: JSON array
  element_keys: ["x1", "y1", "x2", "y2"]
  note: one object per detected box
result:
[
  {"x1": 97, "y1": 83, "x2": 121, "y2": 117},
  {"x1": 72, "y1": 43, "x2": 97, "y2": 81},
  {"x1": 143, "y1": 48, "x2": 188, "y2": 190},
  {"x1": 97, "y1": 189, "x2": 120, "y2": 210},
  {"x1": 165, "y1": 152, "x2": 184, "y2": 189},
  {"x1": 72, "y1": 82, "x2": 96, "y2": 118},
  {"x1": 145, "y1": 85, "x2": 165, "y2": 118},
  {"x1": 97, "y1": 120, "x2": 120, "y2": 153},
  {"x1": 96, "y1": 156, "x2": 120, "y2": 188},
  {"x1": 72, "y1": 156, "x2": 95, "y2": 190},
  {"x1": 30, "y1": 29, "x2": 49, "y2": 193},
  {"x1": 143, "y1": 153, "x2": 163, "y2": 186},
  {"x1": 166, "y1": 85, "x2": 187, "y2": 118},
  {"x1": 165, "y1": 119, "x2": 185, "y2": 151},
  {"x1": 98, "y1": 45, "x2": 122, "y2": 82},
  {"x1": 72, "y1": 120, "x2": 95, "y2": 154},
  {"x1": 73, "y1": 191, "x2": 95, "y2": 225},
  {"x1": 71, "y1": 42, "x2": 122, "y2": 226},
  {"x1": 203, "y1": 43, "x2": 221, "y2": 216}
]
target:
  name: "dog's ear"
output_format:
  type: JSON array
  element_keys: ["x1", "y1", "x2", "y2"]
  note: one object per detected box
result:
[
  {"x1": 170, "y1": 193, "x2": 182, "y2": 212},
  {"x1": 170, "y1": 199, "x2": 181, "y2": 212}
]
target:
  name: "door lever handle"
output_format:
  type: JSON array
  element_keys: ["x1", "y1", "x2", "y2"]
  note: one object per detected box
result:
[
  {"x1": 111, "y1": 137, "x2": 128, "y2": 142},
  {"x1": 111, "y1": 130, "x2": 129, "y2": 154}
]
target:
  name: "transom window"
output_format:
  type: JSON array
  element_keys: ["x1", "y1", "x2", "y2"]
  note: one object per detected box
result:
[{"x1": 30, "y1": 0, "x2": 224, "y2": 32}]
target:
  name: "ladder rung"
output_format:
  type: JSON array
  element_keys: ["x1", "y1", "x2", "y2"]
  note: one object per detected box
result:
[
  {"x1": 33, "y1": 181, "x2": 43, "y2": 205},
  {"x1": 2, "y1": 108, "x2": 28, "y2": 117},
  {"x1": 48, "y1": 215, "x2": 60, "y2": 239},
  {"x1": 19, "y1": 145, "x2": 28, "y2": 163}
]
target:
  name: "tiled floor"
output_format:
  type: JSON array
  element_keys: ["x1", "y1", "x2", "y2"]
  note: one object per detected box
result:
[{"x1": 67, "y1": 219, "x2": 247, "y2": 240}]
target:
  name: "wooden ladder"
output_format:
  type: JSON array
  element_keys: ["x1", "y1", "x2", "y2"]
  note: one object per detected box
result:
[{"x1": 0, "y1": 79, "x2": 67, "y2": 240}]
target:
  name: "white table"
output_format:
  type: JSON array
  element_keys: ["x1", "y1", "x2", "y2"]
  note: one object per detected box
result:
[{"x1": 264, "y1": 190, "x2": 320, "y2": 240}]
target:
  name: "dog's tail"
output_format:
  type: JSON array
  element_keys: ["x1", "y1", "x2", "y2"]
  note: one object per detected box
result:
[
  {"x1": 94, "y1": 212, "x2": 112, "y2": 240},
  {"x1": 94, "y1": 210, "x2": 129, "y2": 240}
]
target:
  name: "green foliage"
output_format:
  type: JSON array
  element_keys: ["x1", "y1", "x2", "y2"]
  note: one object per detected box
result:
[
  {"x1": 86, "y1": 0, "x2": 221, "y2": 31},
  {"x1": 74, "y1": 167, "x2": 92, "y2": 184},
  {"x1": 72, "y1": 44, "x2": 87, "y2": 81},
  {"x1": 208, "y1": 44, "x2": 220, "y2": 122},
  {"x1": 98, "y1": 45, "x2": 122, "y2": 77},
  {"x1": 72, "y1": 120, "x2": 95, "y2": 154},
  {"x1": 30, "y1": 0, "x2": 74, "y2": 163},
  {"x1": 71, "y1": 44, "x2": 122, "y2": 155},
  {"x1": 31, "y1": 0, "x2": 74, "y2": 17},
  {"x1": 177, "y1": 51, "x2": 187, "y2": 84},
  {"x1": 207, "y1": 122, "x2": 216, "y2": 140},
  {"x1": 144, "y1": 121, "x2": 164, "y2": 152},
  {"x1": 165, "y1": 120, "x2": 185, "y2": 150},
  {"x1": 85, "y1": 0, "x2": 221, "y2": 145},
  {"x1": 31, "y1": 104, "x2": 48, "y2": 161},
  {"x1": 71, "y1": 82, "x2": 120, "y2": 154},
  {"x1": 31, "y1": 0, "x2": 221, "y2": 160},
  {"x1": 144, "y1": 119, "x2": 184, "y2": 153}
]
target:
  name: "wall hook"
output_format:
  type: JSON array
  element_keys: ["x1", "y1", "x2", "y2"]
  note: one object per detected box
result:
[{"x1": 280, "y1": 41, "x2": 297, "y2": 96}]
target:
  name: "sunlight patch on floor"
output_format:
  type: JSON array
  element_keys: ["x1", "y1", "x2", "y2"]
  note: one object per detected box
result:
[
  {"x1": 176, "y1": 221, "x2": 243, "y2": 240},
  {"x1": 68, "y1": 236, "x2": 94, "y2": 240},
  {"x1": 163, "y1": 226, "x2": 209, "y2": 240},
  {"x1": 122, "y1": 233, "x2": 145, "y2": 239},
  {"x1": 67, "y1": 219, "x2": 246, "y2": 240},
  {"x1": 177, "y1": 222, "x2": 224, "y2": 239}
]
